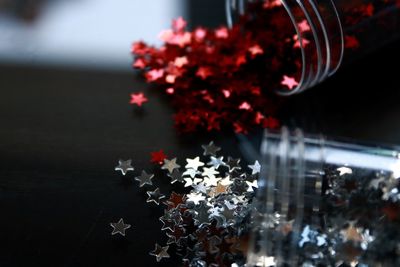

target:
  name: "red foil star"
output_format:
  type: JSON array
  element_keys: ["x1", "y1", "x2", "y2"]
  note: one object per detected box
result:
[
  {"x1": 130, "y1": 92, "x2": 148, "y2": 107},
  {"x1": 151, "y1": 150, "x2": 168, "y2": 165}
]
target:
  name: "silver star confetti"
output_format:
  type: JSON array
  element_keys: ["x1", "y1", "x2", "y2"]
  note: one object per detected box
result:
[
  {"x1": 248, "y1": 160, "x2": 261, "y2": 175},
  {"x1": 185, "y1": 157, "x2": 205, "y2": 170},
  {"x1": 202, "y1": 141, "x2": 221, "y2": 156},
  {"x1": 149, "y1": 243, "x2": 170, "y2": 262},
  {"x1": 146, "y1": 188, "x2": 166, "y2": 205},
  {"x1": 134, "y1": 170, "x2": 154, "y2": 187},
  {"x1": 207, "y1": 156, "x2": 226, "y2": 169},
  {"x1": 114, "y1": 159, "x2": 134, "y2": 175},
  {"x1": 162, "y1": 158, "x2": 181, "y2": 174},
  {"x1": 110, "y1": 218, "x2": 131, "y2": 236}
]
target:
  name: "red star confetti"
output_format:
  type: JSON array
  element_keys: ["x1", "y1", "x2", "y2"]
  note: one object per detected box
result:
[
  {"x1": 131, "y1": 0, "x2": 396, "y2": 133},
  {"x1": 130, "y1": 92, "x2": 148, "y2": 107},
  {"x1": 281, "y1": 75, "x2": 299, "y2": 90},
  {"x1": 151, "y1": 150, "x2": 168, "y2": 165}
]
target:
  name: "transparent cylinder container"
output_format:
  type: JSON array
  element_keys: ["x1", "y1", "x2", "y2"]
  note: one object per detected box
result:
[
  {"x1": 226, "y1": 0, "x2": 400, "y2": 95},
  {"x1": 247, "y1": 127, "x2": 400, "y2": 266}
]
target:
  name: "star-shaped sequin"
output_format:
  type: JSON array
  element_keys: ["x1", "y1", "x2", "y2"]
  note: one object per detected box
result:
[
  {"x1": 115, "y1": 159, "x2": 134, "y2": 175},
  {"x1": 185, "y1": 157, "x2": 205, "y2": 170},
  {"x1": 146, "y1": 188, "x2": 166, "y2": 205},
  {"x1": 281, "y1": 75, "x2": 299, "y2": 90},
  {"x1": 162, "y1": 158, "x2": 181, "y2": 174},
  {"x1": 168, "y1": 169, "x2": 184, "y2": 184},
  {"x1": 134, "y1": 170, "x2": 154, "y2": 187},
  {"x1": 202, "y1": 141, "x2": 221, "y2": 156},
  {"x1": 110, "y1": 218, "x2": 131, "y2": 236},
  {"x1": 130, "y1": 92, "x2": 148, "y2": 106},
  {"x1": 208, "y1": 156, "x2": 226, "y2": 169},
  {"x1": 248, "y1": 160, "x2": 261, "y2": 175},
  {"x1": 149, "y1": 243, "x2": 170, "y2": 262}
]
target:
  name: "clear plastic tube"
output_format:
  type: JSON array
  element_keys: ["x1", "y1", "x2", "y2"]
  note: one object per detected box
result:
[
  {"x1": 226, "y1": 0, "x2": 400, "y2": 95},
  {"x1": 247, "y1": 127, "x2": 400, "y2": 266}
]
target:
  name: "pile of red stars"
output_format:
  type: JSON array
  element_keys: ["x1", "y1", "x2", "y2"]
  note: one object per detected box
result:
[
  {"x1": 130, "y1": 0, "x2": 399, "y2": 133},
  {"x1": 130, "y1": 1, "x2": 308, "y2": 134}
]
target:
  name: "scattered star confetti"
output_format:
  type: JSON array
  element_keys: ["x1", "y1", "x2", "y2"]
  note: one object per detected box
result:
[
  {"x1": 149, "y1": 243, "x2": 170, "y2": 262},
  {"x1": 134, "y1": 170, "x2": 154, "y2": 187},
  {"x1": 126, "y1": 130, "x2": 400, "y2": 266},
  {"x1": 202, "y1": 141, "x2": 221, "y2": 157},
  {"x1": 129, "y1": 92, "x2": 148, "y2": 107},
  {"x1": 110, "y1": 218, "x2": 131, "y2": 236},
  {"x1": 280, "y1": 75, "x2": 299, "y2": 90},
  {"x1": 248, "y1": 160, "x2": 261, "y2": 175},
  {"x1": 161, "y1": 158, "x2": 181, "y2": 174},
  {"x1": 114, "y1": 159, "x2": 134, "y2": 175},
  {"x1": 185, "y1": 157, "x2": 205, "y2": 170},
  {"x1": 146, "y1": 188, "x2": 166, "y2": 205}
]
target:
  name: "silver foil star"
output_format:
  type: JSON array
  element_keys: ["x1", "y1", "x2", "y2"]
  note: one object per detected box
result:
[
  {"x1": 162, "y1": 158, "x2": 181, "y2": 174},
  {"x1": 146, "y1": 188, "x2": 166, "y2": 205},
  {"x1": 185, "y1": 157, "x2": 205, "y2": 170},
  {"x1": 168, "y1": 169, "x2": 184, "y2": 184},
  {"x1": 110, "y1": 218, "x2": 131, "y2": 236},
  {"x1": 207, "y1": 156, "x2": 226, "y2": 169},
  {"x1": 248, "y1": 160, "x2": 261, "y2": 175},
  {"x1": 115, "y1": 159, "x2": 134, "y2": 175},
  {"x1": 149, "y1": 243, "x2": 170, "y2": 262},
  {"x1": 186, "y1": 192, "x2": 206, "y2": 205},
  {"x1": 134, "y1": 170, "x2": 154, "y2": 187},
  {"x1": 202, "y1": 141, "x2": 221, "y2": 156}
]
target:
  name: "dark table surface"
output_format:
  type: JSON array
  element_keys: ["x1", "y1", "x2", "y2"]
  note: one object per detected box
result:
[{"x1": 0, "y1": 35, "x2": 400, "y2": 266}]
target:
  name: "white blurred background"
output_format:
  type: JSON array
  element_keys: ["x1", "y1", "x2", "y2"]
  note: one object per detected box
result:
[{"x1": 0, "y1": 0, "x2": 186, "y2": 70}]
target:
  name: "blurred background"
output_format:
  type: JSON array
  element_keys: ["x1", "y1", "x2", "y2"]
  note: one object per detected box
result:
[{"x1": 0, "y1": 0, "x2": 228, "y2": 70}]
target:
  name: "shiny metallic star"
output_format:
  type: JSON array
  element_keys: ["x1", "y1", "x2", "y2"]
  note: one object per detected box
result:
[
  {"x1": 168, "y1": 169, "x2": 184, "y2": 184},
  {"x1": 226, "y1": 157, "x2": 241, "y2": 171},
  {"x1": 161, "y1": 158, "x2": 180, "y2": 174},
  {"x1": 134, "y1": 170, "x2": 154, "y2": 187},
  {"x1": 185, "y1": 156, "x2": 205, "y2": 170},
  {"x1": 202, "y1": 166, "x2": 219, "y2": 179},
  {"x1": 146, "y1": 188, "x2": 166, "y2": 205},
  {"x1": 114, "y1": 159, "x2": 134, "y2": 175},
  {"x1": 220, "y1": 175, "x2": 234, "y2": 186},
  {"x1": 182, "y1": 168, "x2": 200, "y2": 178},
  {"x1": 149, "y1": 243, "x2": 170, "y2": 262},
  {"x1": 186, "y1": 192, "x2": 206, "y2": 205},
  {"x1": 248, "y1": 160, "x2": 261, "y2": 175},
  {"x1": 110, "y1": 218, "x2": 131, "y2": 236},
  {"x1": 203, "y1": 176, "x2": 222, "y2": 187},
  {"x1": 207, "y1": 156, "x2": 226, "y2": 169},
  {"x1": 202, "y1": 141, "x2": 221, "y2": 156}
]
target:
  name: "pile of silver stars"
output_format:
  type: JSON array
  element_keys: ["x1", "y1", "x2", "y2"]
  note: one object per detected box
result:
[{"x1": 133, "y1": 141, "x2": 259, "y2": 266}]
